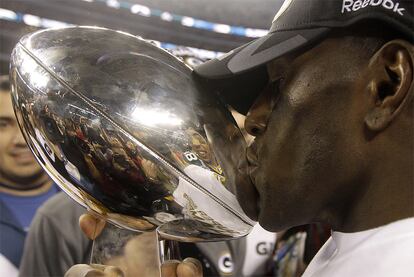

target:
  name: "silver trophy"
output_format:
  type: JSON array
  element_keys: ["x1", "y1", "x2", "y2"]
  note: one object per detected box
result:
[{"x1": 9, "y1": 26, "x2": 254, "y2": 272}]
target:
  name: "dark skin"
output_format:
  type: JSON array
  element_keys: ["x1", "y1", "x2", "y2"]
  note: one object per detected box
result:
[
  {"x1": 237, "y1": 36, "x2": 414, "y2": 233},
  {"x1": 67, "y1": 35, "x2": 414, "y2": 276}
]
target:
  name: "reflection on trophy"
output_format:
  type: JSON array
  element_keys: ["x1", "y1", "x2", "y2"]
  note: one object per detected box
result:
[{"x1": 9, "y1": 26, "x2": 255, "y2": 271}]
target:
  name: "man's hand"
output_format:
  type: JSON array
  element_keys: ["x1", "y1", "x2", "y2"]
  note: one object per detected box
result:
[
  {"x1": 65, "y1": 264, "x2": 124, "y2": 277},
  {"x1": 79, "y1": 213, "x2": 106, "y2": 239},
  {"x1": 65, "y1": 259, "x2": 202, "y2": 277},
  {"x1": 64, "y1": 213, "x2": 203, "y2": 277},
  {"x1": 161, "y1": 258, "x2": 203, "y2": 277}
]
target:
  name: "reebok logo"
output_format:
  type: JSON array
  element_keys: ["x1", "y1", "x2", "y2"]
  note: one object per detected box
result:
[{"x1": 342, "y1": 0, "x2": 405, "y2": 16}]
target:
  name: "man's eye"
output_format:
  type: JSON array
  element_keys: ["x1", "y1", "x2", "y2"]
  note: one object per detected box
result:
[
  {"x1": 0, "y1": 120, "x2": 12, "y2": 128},
  {"x1": 276, "y1": 78, "x2": 285, "y2": 91},
  {"x1": 268, "y1": 78, "x2": 284, "y2": 109},
  {"x1": 269, "y1": 78, "x2": 284, "y2": 95}
]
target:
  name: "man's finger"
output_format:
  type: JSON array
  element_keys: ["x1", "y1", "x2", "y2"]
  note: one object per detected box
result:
[
  {"x1": 177, "y1": 258, "x2": 203, "y2": 277},
  {"x1": 64, "y1": 264, "x2": 124, "y2": 277},
  {"x1": 103, "y1": 265, "x2": 125, "y2": 277},
  {"x1": 64, "y1": 264, "x2": 105, "y2": 277},
  {"x1": 160, "y1": 260, "x2": 180, "y2": 277},
  {"x1": 79, "y1": 213, "x2": 106, "y2": 240}
]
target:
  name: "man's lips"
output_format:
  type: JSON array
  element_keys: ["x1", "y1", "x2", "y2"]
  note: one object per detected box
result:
[
  {"x1": 9, "y1": 150, "x2": 35, "y2": 164},
  {"x1": 236, "y1": 148, "x2": 260, "y2": 221}
]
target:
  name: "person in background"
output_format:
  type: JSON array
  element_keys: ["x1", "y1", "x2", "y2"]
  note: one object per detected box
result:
[
  {"x1": 18, "y1": 193, "x2": 92, "y2": 277},
  {"x1": 0, "y1": 75, "x2": 60, "y2": 274}
]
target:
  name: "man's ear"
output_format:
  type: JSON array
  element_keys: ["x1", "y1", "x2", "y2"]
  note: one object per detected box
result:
[{"x1": 364, "y1": 40, "x2": 414, "y2": 131}]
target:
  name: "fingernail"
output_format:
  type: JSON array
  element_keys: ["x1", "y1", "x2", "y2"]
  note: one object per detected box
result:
[
  {"x1": 184, "y1": 263, "x2": 197, "y2": 273},
  {"x1": 165, "y1": 259, "x2": 180, "y2": 263},
  {"x1": 183, "y1": 258, "x2": 202, "y2": 272}
]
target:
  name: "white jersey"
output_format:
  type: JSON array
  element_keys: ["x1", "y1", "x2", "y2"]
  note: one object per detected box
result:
[
  {"x1": 302, "y1": 217, "x2": 414, "y2": 277},
  {"x1": 241, "y1": 224, "x2": 277, "y2": 276}
]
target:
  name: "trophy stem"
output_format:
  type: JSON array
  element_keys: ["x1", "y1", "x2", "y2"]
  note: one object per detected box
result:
[{"x1": 157, "y1": 230, "x2": 182, "y2": 276}]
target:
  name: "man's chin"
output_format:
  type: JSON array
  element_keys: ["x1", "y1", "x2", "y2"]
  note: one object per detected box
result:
[
  {"x1": 0, "y1": 169, "x2": 47, "y2": 190},
  {"x1": 257, "y1": 206, "x2": 306, "y2": 233},
  {"x1": 257, "y1": 214, "x2": 288, "y2": 233}
]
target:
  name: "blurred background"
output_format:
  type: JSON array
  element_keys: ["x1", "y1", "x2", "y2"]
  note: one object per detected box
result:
[{"x1": 0, "y1": 0, "x2": 283, "y2": 74}]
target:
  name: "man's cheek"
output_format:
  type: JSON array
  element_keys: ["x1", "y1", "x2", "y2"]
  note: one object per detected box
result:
[{"x1": 0, "y1": 139, "x2": 7, "y2": 149}]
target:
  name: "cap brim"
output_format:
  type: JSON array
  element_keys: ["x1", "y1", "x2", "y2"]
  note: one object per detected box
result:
[
  {"x1": 193, "y1": 27, "x2": 329, "y2": 114},
  {"x1": 195, "y1": 27, "x2": 329, "y2": 79}
]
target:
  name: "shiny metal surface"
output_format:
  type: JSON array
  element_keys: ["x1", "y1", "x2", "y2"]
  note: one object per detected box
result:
[{"x1": 10, "y1": 26, "x2": 254, "y2": 241}]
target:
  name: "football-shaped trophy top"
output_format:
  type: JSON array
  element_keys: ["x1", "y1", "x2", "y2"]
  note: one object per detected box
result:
[{"x1": 10, "y1": 26, "x2": 254, "y2": 242}]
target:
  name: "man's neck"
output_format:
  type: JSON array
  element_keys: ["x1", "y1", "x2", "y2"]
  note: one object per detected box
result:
[{"x1": 331, "y1": 161, "x2": 414, "y2": 233}]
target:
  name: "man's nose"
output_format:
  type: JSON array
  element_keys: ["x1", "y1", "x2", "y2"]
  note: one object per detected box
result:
[
  {"x1": 244, "y1": 82, "x2": 276, "y2": 137},
  {"x1": 13, "y1": 126, "x2": 28, "y2": 146}
]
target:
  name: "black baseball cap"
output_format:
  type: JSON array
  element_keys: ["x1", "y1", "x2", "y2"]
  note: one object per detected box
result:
[{"x1": 194, "y1": 0, "x2": 414, "y2": 114}]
